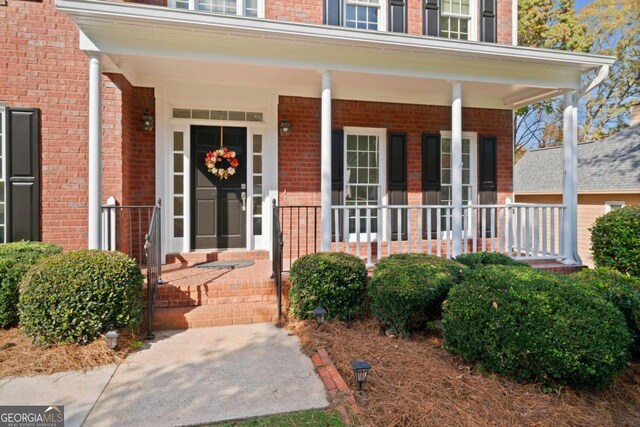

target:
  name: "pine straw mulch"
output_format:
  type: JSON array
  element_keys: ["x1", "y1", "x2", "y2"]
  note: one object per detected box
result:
[
  {"x1": 290, "y1": 319, "x2": 640, "y2": 427},
  {"x1": 0, "y1": 328, "x2": 142, "y2": 378}
]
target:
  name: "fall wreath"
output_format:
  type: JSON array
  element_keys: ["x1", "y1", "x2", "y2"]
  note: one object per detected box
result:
[{"x1": 205, "y1": 147, "x2": 239, "y2": 179}]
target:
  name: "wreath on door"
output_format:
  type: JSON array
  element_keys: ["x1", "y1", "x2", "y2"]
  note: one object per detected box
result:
[{"x1": 205, "y1": 128, "x2": 240, "y2": 179}]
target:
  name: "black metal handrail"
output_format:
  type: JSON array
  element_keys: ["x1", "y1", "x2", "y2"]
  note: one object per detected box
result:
[
  {"x1": 101, "y1": 202, "x2": 156, "y2": 266},
  {"x1": 272, "y1": 200, "x2": 284, "y2": 327},
  {"x1": 144, "y1": 199, "x2": 162, "y2": 340}
]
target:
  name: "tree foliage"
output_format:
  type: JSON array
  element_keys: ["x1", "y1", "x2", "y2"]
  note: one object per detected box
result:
[{"x1": 515, "y1": 0, "x2": 639, "y2": 158}]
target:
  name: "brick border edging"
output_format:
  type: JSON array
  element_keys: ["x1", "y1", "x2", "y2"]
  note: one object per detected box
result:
[{"x1": 311, "y1": 347, "x2": 358, "y2": 424}]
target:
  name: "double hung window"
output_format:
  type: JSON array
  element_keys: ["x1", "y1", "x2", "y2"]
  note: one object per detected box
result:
[
  {"x1": 345, "y1": 0, "x2": 381, "y2": 30},
  {"x1": 440, "y1": 0, "x2": 471, "y2": 39},
  {"x1": 172, "y1": 0, "x2": 262, "y2": 18}
]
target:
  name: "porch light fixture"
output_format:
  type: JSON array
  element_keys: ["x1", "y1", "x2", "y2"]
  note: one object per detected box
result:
[
  {"x1": 141, "y1": 109, "x2": 154, "y2": 132},
  {"x1": 279, "y1": 119, "x2": 291, "y2": 136},
  {"x1": 313, "y1": 307, "x2": 327, "y2": 327},
  {"x1": 351, "y1": 359, "x2": 372, "y2": 392},
  {"x1": 105, "y1": 330, "x2": 120, "y2": 349}
]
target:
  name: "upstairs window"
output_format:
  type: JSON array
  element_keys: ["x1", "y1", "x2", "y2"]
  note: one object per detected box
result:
[
  {"x1": 440, "y1": 0, "x2": 470, "y2": 40},
  {"x1": 345, "y1": 0, "x2": 380, "y2": 30},
  {"x1": 171, "y1": 0, "x2": 262, "y2": 18}
]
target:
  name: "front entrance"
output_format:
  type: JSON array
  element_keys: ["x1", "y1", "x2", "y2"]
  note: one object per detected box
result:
[{"x1": 191, "y1": 125, "x2": 247, "y2": 249}]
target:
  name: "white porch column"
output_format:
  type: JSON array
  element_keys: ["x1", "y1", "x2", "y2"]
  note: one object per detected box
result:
[
  {"x1": 88, "y1": 52, "x2": 102, "y2": 249},
  {"x1": 562, "y1": 91, "x2": 580, "y2": 264},
  {"x1": 320, "y1": 71, "x2": 332, "y2": 251},
  {"x1": 451, "y1": 81, "x2": 463, "y2": 257}
]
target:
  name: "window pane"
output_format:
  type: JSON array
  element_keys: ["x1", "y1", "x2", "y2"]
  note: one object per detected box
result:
[
  {"x1": 253, "y1": 134, "x2": 263, "y2": 153},
  {"x1": 254, "y1": 197, "x2": 262, "y2": 215},
  {"x1": 173, "y1": 132, "x2": 184, "y2": 151},
  {"x1": 254, "y1": 175, "x2": 262, "y2": 186},
  {"x1": 210, "y1": 110, "x2": 228, "y2": 120},
  {"x1": 347, "y1": 135, "x2": 357, "y2": 151},
  {"x1": 229, "y1": 111, "x2": 246, "y2": 121},
  {"x1": 174, "y1": 175, "x2": 183, "y2": 194},
  {"x1": 173, "y1": 108, "x2": 190, "y2": 119},
  {"x1": 247, "y1": 112, "x2": 263, "y2": 122},
  {"x1": 174, "y1": 219, "x2": 184, "y2": 238},
  {"x1": 346, "y1": 5, "x2": 356, "y2": 21},
  {"x1": 174, "y1": 154, "x2": 184, "y2": 173},
  {"x1": 441, "y1": 138, "x2": 451, "y2": 153},
  {"x1": 253, "y1": 155, "x2": 262, "y2": 173},
  {"x1": 174, "y1": 197, "x2": 184, "y2": 216}
]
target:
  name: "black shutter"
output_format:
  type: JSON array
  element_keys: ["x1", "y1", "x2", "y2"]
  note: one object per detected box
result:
[
  {"x1": 331, "y1": 130, "x2": 344, "y2": 240},
  {"x1": 389, "y1": 0, "x2": 406, "y2": 33},
  {"x1": 481, "y1": 0, "x2": 497, "y2": 43},
  {"x1": 424, "y1": 0, "x2": 440, "y2": 36},
  {"x1": 6, "y1": 108, "x2": 40, "y2": 242},
  {"x1": 388, "y1": 133, "x2": 407, "y2": 239},
  {"x1": 324, "y1": 0, "x2": 342, "y2": 25},
  {"x1": 479, "y1": 136, "x2": 497, "y2": 205},
  {"x1": 422, "y1": 134, "x2": 440, "y2": 238}
]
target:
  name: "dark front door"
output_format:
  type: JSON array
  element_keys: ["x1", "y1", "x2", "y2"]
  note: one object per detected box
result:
[{"x1": 191, "y1": 125, "x2": 247, "y2": 249}]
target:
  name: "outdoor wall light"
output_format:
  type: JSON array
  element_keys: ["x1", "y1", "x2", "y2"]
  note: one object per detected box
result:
[
  {"x1": 351, "y1": 359, "x2": 372, "y2": 391},
  {"x1": 141, "y1": 109, "x2": 154, "y2": 132},
  {"x1": 105, "y1": 330, "x2": 120, "y2": 349},
  {"x1": 313, "y1": 307, "x2": 327, "y2": 327},
  {"x1": 279, "y1": 119, "x2": 291, "y2": 136}
]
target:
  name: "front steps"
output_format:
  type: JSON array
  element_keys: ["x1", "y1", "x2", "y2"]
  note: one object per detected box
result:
[
  {"x1": 166, "y1": 250, "x2": 269, "y2": 266},
  {"x1": 150, "y1": 258, "x2": 277, "y2": 330}
]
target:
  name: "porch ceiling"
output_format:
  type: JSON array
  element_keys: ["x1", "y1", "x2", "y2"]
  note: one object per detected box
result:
[{"x1": 57, "y1": 0, "x2": 615, "y2": 109}]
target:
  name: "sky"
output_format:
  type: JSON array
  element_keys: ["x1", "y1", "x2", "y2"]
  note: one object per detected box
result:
[{"x1": 574, "y1": 0, "x2": 594, "y2": 10}]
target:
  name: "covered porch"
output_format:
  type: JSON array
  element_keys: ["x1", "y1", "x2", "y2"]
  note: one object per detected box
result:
[{"x1": 56, "y1": 0, "x2": 614, "y2": 269}]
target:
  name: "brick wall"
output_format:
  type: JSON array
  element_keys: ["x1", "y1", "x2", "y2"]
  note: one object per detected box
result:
[
  {"x1": 266, "y1": 0, "x2": 514, "y2": 45},
  {"x1": 278, "y1": 96, "x2": 513, "y2": 257}
]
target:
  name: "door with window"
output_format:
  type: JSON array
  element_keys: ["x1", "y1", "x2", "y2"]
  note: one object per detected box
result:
[
  {"x1": 344, "y1": 129, "x2": 385, "y2": 239},
  {"x1": 191, "y1": 125, "x2": 247, "y2": 249}
]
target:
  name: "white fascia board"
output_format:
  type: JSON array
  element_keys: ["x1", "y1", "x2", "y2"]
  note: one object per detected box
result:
[{"x1": 57, "y1": 0, "x2": 615, "y2": 69}]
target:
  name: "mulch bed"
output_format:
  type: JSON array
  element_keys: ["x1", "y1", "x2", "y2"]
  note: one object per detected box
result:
[
  {"x1": 290, "y1": 319, "x2": 640, "y2": 427},
  {"x1": 0, "y1": 328, "x2": 141, "y2": 378}
]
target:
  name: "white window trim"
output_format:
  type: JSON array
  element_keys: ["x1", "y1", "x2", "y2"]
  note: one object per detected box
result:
[
  {"x1": 604, "y1": 201, "x2": 625, "y2": 213},
  {"x1": 439, "y1": 0, "x2": 477, "y2": 41},
  {"x1": 169, "y1": 0, "x2": 265, "y2": 18},
  {"x1": 343, "y1": 127, "x2": 387, "y2": 240},
  {"x1": 344, "y1": 0, "x2": 387, "y2": 32}
]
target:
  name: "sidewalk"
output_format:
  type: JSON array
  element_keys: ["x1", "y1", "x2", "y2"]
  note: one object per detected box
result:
[{"x1": 0, "y1": 324, "x2": 328, "y2": 426}]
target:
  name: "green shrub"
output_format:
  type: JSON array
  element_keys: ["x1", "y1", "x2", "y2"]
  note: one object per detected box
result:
[
  {"x1": 369, "y1": 262, "x2": 456, "y2": 336},
  {"x1": 289, "y1": 252, "x2": 367, "y2": 322},
  {"x1": 573, "y1": 268, "x2": 640, "y2": 355},
  {"x1": 375, "y1": 253, "x2": 467, "y2": 282},
  {"x1": 0, "y1": 242, "x2": 62, "y2": 328},
  {"x1": 455, "y1": 252, "x2": 530, "y2": 269},
  {"x1": 443, "y1": 265, "x2": 631, "y2": 389},
  {"x1": 591, "y1": 205, "x2": 640, "y2": 277},
  {"x1": 19, "y1": 250, "x2": 144, "y2": 345}
]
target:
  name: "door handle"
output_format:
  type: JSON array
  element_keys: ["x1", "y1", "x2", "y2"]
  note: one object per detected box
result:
[{"x1": 241, "y1": 191, "x2": 246, "y2": 211}]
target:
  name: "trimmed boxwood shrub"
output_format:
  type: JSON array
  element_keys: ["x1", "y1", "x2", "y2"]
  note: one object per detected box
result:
[
  {"x1": 19, "y1": 250, "x2": 144, "y2": 345},
  {"x1": 0, "y1": 242, "x2": 62, "y2": 328},
  {"x1": 590, "y1": 205, "x2": 640, "y2": 277},
  {"x1": 289, "y1": 252, "x2": 367, "y2": 322},
  {"x1": 443, "y1": 265, "x2": 631, "y2": 389},
  {"x1": 376, "y1": 253, "x2": 467, "y2": 282},
  {"x1": 455, "y1": 252, "x2": 530, "y2": 269},
  {"x1": 573, "y1": 268, "x2": 640, "y2": 355}
]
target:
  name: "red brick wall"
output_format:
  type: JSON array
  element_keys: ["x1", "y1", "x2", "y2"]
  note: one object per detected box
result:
[{"x1": 279, "y1": 96, "x2": 513, "y2": 206}]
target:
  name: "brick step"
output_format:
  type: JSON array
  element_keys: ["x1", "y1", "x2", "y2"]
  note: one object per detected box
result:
[
  {"x1": 152, "y1": 302, "x2": 277, "y2": 330},
  {"x1": 155, "y1": 279, "x2": 275, "y2": 308},
  {"x1": 166, "y1": 250, "x2": 269, "y2": 266},
  {"x1": 525, "y1": 260, "x2": 585, "y2": 274}
]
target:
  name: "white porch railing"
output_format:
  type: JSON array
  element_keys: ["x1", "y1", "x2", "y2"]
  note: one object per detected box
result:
[{"x1": 330, "y1": 202, "x2": 566, "y2": 266}]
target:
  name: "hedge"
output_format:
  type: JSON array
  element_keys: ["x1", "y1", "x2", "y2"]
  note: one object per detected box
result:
[
  {"x1": 443, "y1": 265, "x2": 631, "y2": 389},
  {"x1": 455, "y1": 252, "x2": 530, "y2": 269},
  {"x1": 289, "y1": 252, "x2": 367, "y2": 322},
  {"x1": 19, "y1": 250, "x2": 144, "y2": 345},
  {"x1": 591, "y1": 205, "x2": 640, "y2": 277},
  {"x1": 0, "y1": 242, "x2": 62, "y2": 328}
]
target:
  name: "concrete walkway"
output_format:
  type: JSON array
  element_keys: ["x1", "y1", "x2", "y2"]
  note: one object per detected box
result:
[{"x1": 0, "y1": 324, "x2": 328, "y2": 427}]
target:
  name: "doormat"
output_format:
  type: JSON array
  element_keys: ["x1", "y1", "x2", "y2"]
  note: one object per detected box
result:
[{"x1": 194, "y1": 260, "x2": 255, "y2": 270}]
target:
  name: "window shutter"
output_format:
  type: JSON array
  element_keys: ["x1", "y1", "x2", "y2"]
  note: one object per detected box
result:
[
  {"x1": 479, "y1": 136, "x2": 497, "y2": 205},
  {"x1": 325, "y1": 0, "x2": 342, "y2": 26},
  {"x1": 481, "y1": 0, "x2": 497, "y2": 43},
  {"x1": 424, "y1": 0, "x2": 440, "y2": 36},
  {"x1": 389, "y1": 0, "x2": 406, "y2": 33},
  {"x1": 388, "y1": 133, "x2": 407, "y2": 239},
  {"x1": 422, "y1": 133, "x2": 440, "y2": 238},
  {"x1": 331, "y1": 130, "x2": 344, "y2": 239},
  {"x1": 6, "y1": 108, "x2": 40, "y2": 242}
]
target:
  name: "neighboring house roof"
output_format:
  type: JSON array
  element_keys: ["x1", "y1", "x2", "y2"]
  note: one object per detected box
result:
[{"x1": 514, "y1": 124, "x2": 640, "y2": 194}]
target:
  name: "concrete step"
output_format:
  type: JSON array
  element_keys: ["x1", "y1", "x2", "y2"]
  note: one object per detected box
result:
[{"x1": 166, "y1": 250, "x2": 269, "y2": 266}]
